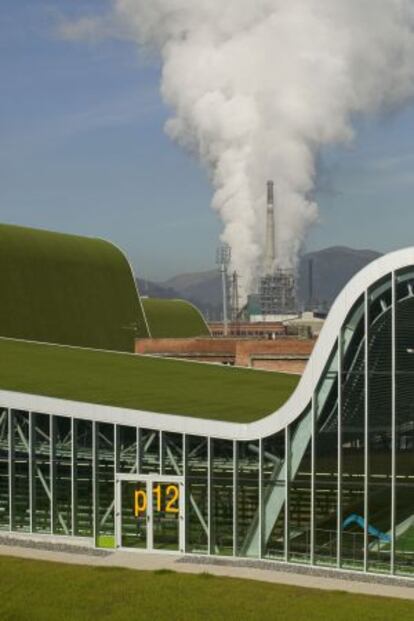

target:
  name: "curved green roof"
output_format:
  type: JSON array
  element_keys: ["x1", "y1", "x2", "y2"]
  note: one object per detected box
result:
[
  {"x1": 0, "y1": 338, "x2": 299, "y2": 422},
  {"x1": 0, "y1": 223, "x2": 148, "y2": 351},
  {"x1": 142, "y1": 298, "x2": 210, "y2": 338}
]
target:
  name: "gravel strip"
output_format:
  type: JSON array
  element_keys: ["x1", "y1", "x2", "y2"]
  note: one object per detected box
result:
[
  {"x1": 0, "y1": 535, "x2": 112, "y2": 557},
  {"x1": 177, "y1": 555, "x2": 414, "y2": 588}
]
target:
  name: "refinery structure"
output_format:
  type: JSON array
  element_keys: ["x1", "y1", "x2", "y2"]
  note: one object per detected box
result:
[{"x1": 258, "y1": 180, "x2": 297, "y2": 318}]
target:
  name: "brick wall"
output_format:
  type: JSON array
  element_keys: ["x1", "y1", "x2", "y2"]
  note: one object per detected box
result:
[{"x1": 135, "y1": 337, "x2": 315, "y2": 374}]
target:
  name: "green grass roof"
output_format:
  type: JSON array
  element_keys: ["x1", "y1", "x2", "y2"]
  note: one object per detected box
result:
[
  {"x1": 0, "y1": 337, "x2": 299, "y2": 423},
  {"x1": 142, "y1": 298, "x2": 210, "y2": 338},
  {"x1": 0, "y1": 223, "x2": 148, "y2": 351}
]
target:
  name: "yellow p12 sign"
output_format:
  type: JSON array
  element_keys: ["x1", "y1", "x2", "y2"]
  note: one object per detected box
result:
[{"x1": 134, "y1": 490, "x2": 147, "y2": 517}]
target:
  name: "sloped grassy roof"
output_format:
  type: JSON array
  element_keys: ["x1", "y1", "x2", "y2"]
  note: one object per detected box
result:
[
  {"x1": 142, "y1": 298, "x2": 210, "y2": 338},
  {"x1": 0, "y1": 223, "x2": 148, "y2": 351},
  {"x1": 0, "y1": 338, "x2": 299, "y2": 423}
]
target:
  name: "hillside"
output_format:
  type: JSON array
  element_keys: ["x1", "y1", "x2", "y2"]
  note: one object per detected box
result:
[{"x1": 138, "y1": 246, "x2": 382, "y2": 318}]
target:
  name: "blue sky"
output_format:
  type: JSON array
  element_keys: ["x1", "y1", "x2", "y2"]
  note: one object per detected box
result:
[{"x1": 1, "y1": 1, "x2": 414, "y2": 280}]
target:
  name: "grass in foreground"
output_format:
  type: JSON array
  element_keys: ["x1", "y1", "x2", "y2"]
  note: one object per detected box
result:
[
  {"x1": 0, "y1": 556, "x2": 413, "y2": 621},
  {"x1": 0, "y1": 337, "x2": 299, "y2": 422}
]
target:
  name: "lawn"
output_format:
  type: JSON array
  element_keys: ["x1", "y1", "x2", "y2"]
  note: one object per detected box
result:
[
  {"x1": 0, "y1": 337, "x2": 299, "y2": 422},
  {"x1": 0, "y1": 556, "x2": 413, "y2": 621}
]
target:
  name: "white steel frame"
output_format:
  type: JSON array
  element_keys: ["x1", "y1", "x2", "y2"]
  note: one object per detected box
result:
[{"x1": 115, "y1": 473, "x2": 184, "y2": 554}]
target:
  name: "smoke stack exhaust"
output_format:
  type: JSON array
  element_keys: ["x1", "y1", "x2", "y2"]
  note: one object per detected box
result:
[
  {"x1": 308, "y1": 258, "x2": 314, "y2": 311},
  {"x1": 264, "y1": 180, "x2": 276, "y2": 275}
]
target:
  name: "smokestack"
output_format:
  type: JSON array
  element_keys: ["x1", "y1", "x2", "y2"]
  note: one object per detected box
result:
[
  {"x1": 307, "y1": 258, "x2": 314, "y2": 311},
  {"x1": 264, "y1": 180, "x2": 276, "y2": 275}
]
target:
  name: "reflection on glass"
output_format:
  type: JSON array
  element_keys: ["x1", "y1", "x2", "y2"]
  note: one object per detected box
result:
[
  {"x1": 186, "y1": 436, "x2": 208, "y2": 553},
  {"x1": 0, "y1": 409, "x2": 9, "y2": 530},
  {"x1": 396, "y1": 270, "x2": 414, "y2": 576},
  {"x1": 237, "y1": 440, "x2": 259, "y2": 558},
  {"x1": 263, "y1": 429, "x2": 286, "y2": 560},
  {"x1": 33, "y1": 413, "x2": 51, "y2": 533},
  {"x1": 212, "y1": 439, "x2": 233, "y2": 556},
  {"x1": 13, "y1": 410, "x2": 30, "y2": 531},
  {"x1": 340, "y1": 296, "x2": 365, "y2": 570},
  {"x1": 121, "y1": 480, "x2": 147, "y2": 548},
  {"x1": 118, "y1": 426, "x2": 137, "y2": 473},
  {"x1": 315, "y1": 346, "x2": 338, "y2": 567},
  {"x1": 367, "y1": 277, "x2": 392, "y2": 574},
  {"x1": 140, "y1": 429, "x2": 160, "y2": 474},
  {"x1": 96, "y1": 423, "x2": 115, "y2": 546},
  {"x1": 74, "y1": 419, "x2": 93, "y2": 536},
  {"x1": 152, "y1": 482, "x2": 180, "y2": 551},
  {"x1": 288, "y1": 408, "x2": 312, "y2": 564},
  {"x1": 53, "y1": 416, "x2": 72, "y2": 535},
  {"x1": 162, "y1": 432, "x2": 183, "y2": 475}
]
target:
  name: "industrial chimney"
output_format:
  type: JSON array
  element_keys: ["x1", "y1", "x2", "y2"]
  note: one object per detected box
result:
[{"x1": 264, "y1": 180, "x2": 276, "y2": 275}]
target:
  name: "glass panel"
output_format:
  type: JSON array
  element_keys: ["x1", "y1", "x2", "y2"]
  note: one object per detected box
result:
[
  {"x1": 152, "y1": 481, "x2": 180, "y2": 551},
  {"x1": 367, "y1": 276, "x2": 392, "y2": 574},
  {"x1": 211, "y1": 439, "x2": 233, "y2": 556},
  {"x1": 236, "y1": 440, "x2": 259, "y2": 558},
  {"x1": 13, "y1": 410, "x2": 30, "y2": 531},
  {"x1": 121, "y1": 480, "x2": 148, "y2": 548},
  {"x1": 186, "y1": 436, "x2": 208, "y2": 554},
  {"x1": 162, "y1": 432, "x2": 183, "y2": 475},
  {"x1": 96, "y1": 423, "x2": 115, "y2": 547},
  {"x1": 140, "y1": 429, "x2": 160, "y2": 474},
  {"x1": 33, "y1": 413, "x2": 51, "y2": 533},
  {"x1": 315, "y1": 346, "x2": 338, "y2": 567},
  {"x1": 395, "y1": 270, "x2": 414, "y2": 576},
  {"x1": 74, "y1": 419, "x2": 93, "y2": 537},
  {"x1": 288, "y1": 408, "x2": 312, "y2": 564},
  {"x1": 0, "y1": 409, "x2": 9, "y2": 530},
  {"x1": 53, "y1": 416, "x2": 72, "y2": 535},
  {"x1": 341, "y1": 296, "x2": 365, "y2": 570},
  {"x1": 263, "y1": 429, "x2": 286, "y2": 560},
  {"x1": 118, "y1": 426, "x2": 137, "y2": 474}
]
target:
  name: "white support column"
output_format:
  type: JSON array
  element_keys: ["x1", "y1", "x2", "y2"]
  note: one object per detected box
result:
[
  {"x1": 337, "y1": 336, "x2": 343, "y2": 568},
  {"x1": 285, "y1": 426, "x2": 290, "y2": 562},
  {"x1": 179, "y1": 433, "x2": 188, "y2": 553},
  {"x1": 50, "y1": 416, "x2": 56, "y2": 534},
  {"x1": 310, "y1": 395, "x2": 316, "y2": 566},
  {"x1": 115, "y1": 477, "x2": 121, "y2": 549},
  {"x1": 207, "y1": 437, "x2": 212, "y2": 555},
  {"x1": 182, "y1": 434, "x2": 188, "y2": 554},
  {"x1": 391, "y1": 271, "x2": 397, "y2": 574},
  {"x1": 147, "y1": 479, "x2": 153, "y2": 551},
  {"x1": 29, "y1": 412, "x2": 34, "y2": 534},
  {"x1": 233, "y1": 440, "x2": 238, "y2": 557},
  {"x1": 259, "y1": 438, "x2": 263, "y2": 559},
  {"x1": 364, "y1": 290, "x2": 369, "y2": 573},
  {"x1": 136, "y1": 428, "x2": 141, "y2": 475},
  {"x1": 160, "y1": 431, "x2": 165, "y2": 475},
  {"x1": 8, "y1": 409, "x2": 13, "y2": 532},
  {"x1": 71, "y1": 417, "x2": 76, "y2": 536},
  {"x1": 114, "y1": 424, "x2": 120, "y2": 474},
  {"x1": 92, "y1": 421, "x2": 98, "y2": 547}
]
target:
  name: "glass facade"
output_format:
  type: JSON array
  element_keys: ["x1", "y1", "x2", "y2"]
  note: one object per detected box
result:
[{"x1": 0, "y1": 268, "x2": 414, "y2": 578}]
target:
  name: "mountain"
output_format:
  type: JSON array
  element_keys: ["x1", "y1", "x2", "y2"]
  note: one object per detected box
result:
[
  {"x1": 297, "y1": 246, "x2": 382, "y2": 310},
  {"x1": 137, "y1": 246, "x2": 382, "y2": 320}
]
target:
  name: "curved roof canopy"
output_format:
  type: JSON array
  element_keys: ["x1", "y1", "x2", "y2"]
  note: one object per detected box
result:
[
  {"x1": 142, "y1": 298, "x2": 210, "y2": 338},
  {"x1": 0, "y1": 337, "x2": 298, "y2": 423},
  {"x1": 0, "y1": 223, "x2": 148, "y2": 351}
]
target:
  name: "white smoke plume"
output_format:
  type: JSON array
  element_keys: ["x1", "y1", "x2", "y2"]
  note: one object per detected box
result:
[{"x1": 62, "y1": 0, "x2": 414, "y2": 295}]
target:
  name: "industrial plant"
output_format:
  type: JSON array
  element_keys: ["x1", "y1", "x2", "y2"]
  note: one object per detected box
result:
[{"x1": 258, "y1": 180, "x2": 298, "y2": 318}]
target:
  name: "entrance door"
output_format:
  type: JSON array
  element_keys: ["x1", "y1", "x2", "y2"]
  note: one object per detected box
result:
[{"x1": 116, "y1": 475, "x2": 184, "y2": 552}]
